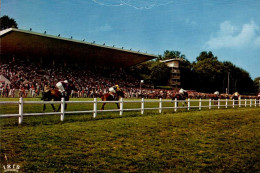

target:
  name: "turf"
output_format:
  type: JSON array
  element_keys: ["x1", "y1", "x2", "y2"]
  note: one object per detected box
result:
[{"x1": 0, "y1": 103, "x2": 259, "y2": 172}]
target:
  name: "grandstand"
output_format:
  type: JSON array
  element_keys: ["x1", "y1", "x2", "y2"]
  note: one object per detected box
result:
[{"x1": 0, "y1": 28, "x2": 169, "y2": 98}]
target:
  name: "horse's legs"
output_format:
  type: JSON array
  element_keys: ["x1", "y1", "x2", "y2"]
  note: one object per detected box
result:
[
  {"x1": 116, "y1": 103, "x2": 119, "y2": 109},
  {"x1": 43, "y1": 104, "x2": 46, "y2": 111},
  {"x1": 101, "y1": 103, "x2": 106, "y2": 110},
  {"x1": 56, "y1": 104, "x2": 61, "y2": 112},
  {"x1": 51, "y1": 104, "x2": 56, "y2": 112}
]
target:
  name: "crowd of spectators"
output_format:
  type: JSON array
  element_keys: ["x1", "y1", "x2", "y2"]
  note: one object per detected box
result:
[
  {"x1": 1, "y1": 57, "x2": 258, "y2": 99},
  {"x1": 0, "y1": 57, "x2": 178, "y2": 98}
]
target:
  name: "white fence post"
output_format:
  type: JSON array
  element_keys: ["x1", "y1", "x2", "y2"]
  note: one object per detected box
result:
[
  {"x1": 239, "y1": 98, "x2": 241, "y2": 107},
  {"x1": 225, "y1": 98, "x2": 228, "y2": 108},
  {"x1": 209, "y1": 99, "x2": 211, "y2": 110},
  {"x1": 199, "y1": 98, "x2": 201, "y2": 110},
  {"x1": 255, "y1": 99, "x2": 257, "y2": 107},
  {"x1": 93, "y1": 98, "x2": 97, "y2": 118},
  {"x1": 232, "y1": 99, "x2": 235, "y2": 108},
  {"x1": 18, "y1": 97, "x2": 23, "y2": 125},
  {"x1": 60, "y1": 98, "x2": 65, "y2": 121},
  {"x1": 188, "y1": 98, "x2": 190, "y2": 111},
  {"x1": 250, "y1": 99, "x2": 252, "y2": 107},
  {"x1": 120, "y1": 98, "x2": 123, "y2": 116},
  {"x1": 159, "y1": 98, "x2": 162, "y2": 113},
  {"x1": 141, "y1": 98, "x2": 144, "y2": 115},
  {"x1": 245, "y1": 99, "x2": 247, "y2": 107},
  {"x1": 174, "y1": 98, "x2": 177, "y2": 112},
  {"x1": 218, "y1": 99, "x2": 220, "y2": 109}
]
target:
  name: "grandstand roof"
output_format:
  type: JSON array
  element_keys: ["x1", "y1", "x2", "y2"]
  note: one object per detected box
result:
[{"x1": 0, "y1": 28, "x2": 157, "y2": 67}]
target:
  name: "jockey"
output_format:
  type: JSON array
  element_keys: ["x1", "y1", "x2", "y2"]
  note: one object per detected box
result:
[
  {"x1": 234, "y1": 92, "x2": 239, "y2": 97},
  {"x1": 214, "y1": 91, "x2": 220, "y2": 96},
  {"x1": 56, "y1": 80, "x2": 68, "y2": 96},
  {"x1": 42, "y1": 82, "x2": 51, "y2": 100},
  {"x1": 109, "y1": 85, "x2": 121, "y2": 98},
  {"x1": 179, "y1": 88, "x2": 186, "y2": 95}
]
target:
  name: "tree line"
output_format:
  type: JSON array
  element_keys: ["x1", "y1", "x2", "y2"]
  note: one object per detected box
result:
[{"x1": 128, "y1": 50, "x2": 258, "y2": 95}]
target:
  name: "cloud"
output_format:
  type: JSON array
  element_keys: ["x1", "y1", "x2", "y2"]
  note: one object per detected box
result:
[
  {"x1": 205, "y1": 20, "x2": 260, "y2": 49},
  {"x1": 91, "y1": 0, "x2": 174, "y2": 9}
]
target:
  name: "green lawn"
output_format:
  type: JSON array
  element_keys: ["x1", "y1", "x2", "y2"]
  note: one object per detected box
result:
[{"x1": 0, "y1": 98, "x2": 259, "y2": 172}]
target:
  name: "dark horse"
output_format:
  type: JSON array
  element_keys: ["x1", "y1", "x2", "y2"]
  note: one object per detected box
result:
[
  {"x1": 41, "y1": 83, "x2": 76, "y2": 112},
  {"x1": 101, "y1": 91, "x2": 125, "y2": 110},
  {"x1": 172, "y1": 92, "x2": 188, "y2": 106},
  {"x1": 209, "y1": 93, "x2": 220, "y2": 105},
  {"x1": 231, "y1": 93, "x2": 240, "y2": 105}
]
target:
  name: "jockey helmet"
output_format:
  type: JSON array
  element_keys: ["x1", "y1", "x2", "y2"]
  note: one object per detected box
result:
[{"x1": 64, "y1": 80, "x2": 68, "y2": 83}]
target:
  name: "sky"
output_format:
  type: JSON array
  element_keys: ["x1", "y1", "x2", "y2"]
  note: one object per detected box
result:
[{"x1": 1, "y1": 0, "x2": 260, "y2": 79}]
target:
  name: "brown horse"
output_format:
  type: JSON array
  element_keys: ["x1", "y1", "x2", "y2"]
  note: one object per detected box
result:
[
  {"x1": 209, "y1": 93, "x2": 220, "y2": 105},
  {"x1": 172, "y1": 92, "x2": 188, "y2": 106},
  {"x1": 41, "y1": 83, "x2": 76, "y2": 111},
  {"x1": 101, "y1": 91, "x2": 124, "y2": 110}
]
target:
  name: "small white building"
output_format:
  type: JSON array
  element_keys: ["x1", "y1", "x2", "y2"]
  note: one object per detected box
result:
[{"x1": 161, "y1": 58, "x2": 182, "y2": 89}]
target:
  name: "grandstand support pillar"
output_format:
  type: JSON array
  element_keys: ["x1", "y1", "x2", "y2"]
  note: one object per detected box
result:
[
  {"x1": 19, "y1": 97, "x2": 23, "y2": 125},
  {"x1": 209, "y1": 99, "x2": 211, "y2": 110},
  {"x1": 60, "y1": 98, "x2": 65, "y2": 121},
  {"x1": 225, "y1": 98, "x2": 228, "y2": 108},
  {"x1": 120, "y1": 98, "x2": 123, "y2": 116},
  {"x1": 159, "y1": 98, "x2": 162, "y2": 113},
  {"x1": 199, "y1": 98, "x2": 202, "y2": 110},
  {"x1": 141, "y1": 98, "x2": 144, "y2": 115},
  {"x1": 218, "y1": 99, "x2": 220, "y2": 109},
  {"x1": 174, "y1": 98, "x2": 177, "y2": 112},
  {"x1": 93, "y1": 98, "x2": 97, "y2": 118}
]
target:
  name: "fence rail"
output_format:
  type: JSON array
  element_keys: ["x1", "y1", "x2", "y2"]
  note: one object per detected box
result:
[{"x1": 0, "y1": 97, "x2": 259, "y2": 124}]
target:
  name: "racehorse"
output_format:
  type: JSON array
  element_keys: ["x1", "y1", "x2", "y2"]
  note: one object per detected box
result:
[
  {"x1": 231, "y1": 93, "x2": 240, "y2": 105},
  {"x1": 101, "y1": 91, "x2": 125, "y2": 110},
  {"x1": 172, "y1": 92, "x2": 188, "y2": 106},
  {"x1": 209, "y1": 93, "x2": 220, "y2": 105},
  {"x1": 41, "y1": 83, "x2": 76, "y2": 112}
]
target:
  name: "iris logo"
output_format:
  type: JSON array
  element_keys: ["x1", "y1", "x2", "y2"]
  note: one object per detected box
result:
[
  {"x1": 2, "y1": 154, "x2": 20, "y2": 172},
  {"x1": 3, "y1": 164, "x2": 20, "y2": 172}
]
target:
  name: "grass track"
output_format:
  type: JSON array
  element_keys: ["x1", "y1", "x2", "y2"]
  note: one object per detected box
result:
[{"x1": 0, "y1": 98, "x2": 260, "y2": 172}]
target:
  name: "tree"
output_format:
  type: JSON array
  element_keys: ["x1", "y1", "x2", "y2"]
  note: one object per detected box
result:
[
  {"x1": 192, "y1": 51, "x2": 222, "y2": 92},
  {"x1": 196, "y1": 51, "x2": 217, "y2": 61},
  {"x1": 128, "y1": 61, "x2": 152, "y2": 82},
  {"x1": 0, "y1": 15, "x2": 18, "y2": 30},
  {"x1": 158, "y1": 50, "x2": 186, "y2": 61},
  {"x1": 253, "y1": 77, "x2": 260, "y2": 93},
  {"x1": 179, "y1": 59, "x2": 193, "y2": 89},
  {"x1": 222, "y1": 61, "x2": 255, "y2": 94},
  {"x1": 150, "y1": 62, "x2": 170, "y2": 86}
]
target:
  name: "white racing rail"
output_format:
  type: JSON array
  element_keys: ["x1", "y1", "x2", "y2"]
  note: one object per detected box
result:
[{"x1": 0, "y1": 97, "x2": 259, "y2": 124}]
